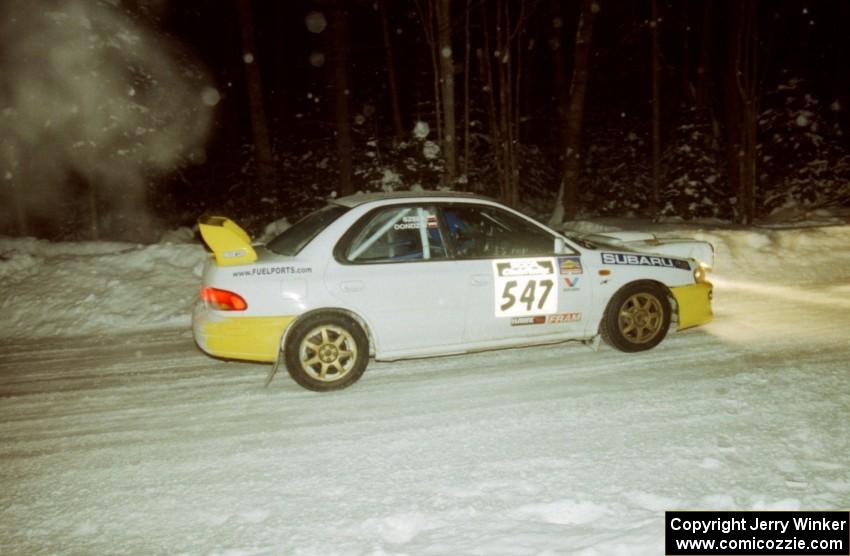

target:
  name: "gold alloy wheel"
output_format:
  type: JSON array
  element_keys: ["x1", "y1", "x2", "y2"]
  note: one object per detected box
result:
[
  {"x1": 618, "y1": 292, "x2": 664, "y2": 344},
  {"x1": 298, "y1": 325, "x2": 358, "y2": 382}
]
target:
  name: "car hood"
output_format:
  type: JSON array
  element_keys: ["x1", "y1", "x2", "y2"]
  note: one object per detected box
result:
[{"x1": 578, "y1": 231, "x2": 714, "y2": 268}]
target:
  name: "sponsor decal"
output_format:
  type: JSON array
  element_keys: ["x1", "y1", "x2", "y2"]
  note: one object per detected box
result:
[
  {"x1": 493, "y1": 258, "x2": 559, "y2": 317},
  {"x1": 233, "y1": 265, "x2": 312, "y2": 278},
  {"x1": 393, "y1": 213, "x2": 439, "y2": 231},
  {"x1": 547, "y1": 312, "x2": 581, "y2": 323},
  {"x1": 558, "y1": 256, "x2": 583, "y2": 275},
  {"x1": 563, "y1": 276, "x2": 580, "y2": 288},
  {"x1": 495, "y1": 259, "x2": 555, "y2": 278},
  {"x1": 511, "y1": 315, "x2": 546, "y2": 326},
  {"x1": 511, "y1": 313, "x2": 582, "y2": 325},
  {"x1": 600, "y1": 252, "x2": 690, "y2": 270}
]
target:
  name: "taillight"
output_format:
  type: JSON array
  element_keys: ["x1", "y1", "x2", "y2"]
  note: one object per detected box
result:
[{"x1": 201, "y1": 287, "x2": 248, "y2": 311}]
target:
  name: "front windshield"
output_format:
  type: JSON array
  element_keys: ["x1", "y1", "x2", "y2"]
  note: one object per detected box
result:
[{"x1": 267, "y1": 205, "x2": 348, "y2": 256}]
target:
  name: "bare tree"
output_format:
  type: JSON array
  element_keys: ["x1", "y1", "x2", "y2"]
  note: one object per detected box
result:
[
  {"x1": 463, "y1": 0, "x2": 471, "y2": 179},
  {"x1": 696, "y1": 0, "x2": 714, "y2": 111},
  {"x1": 549, "y1": 0, "x2": 569, "y2": 158},
  {"x1": 437, "y1": 0, "x2": 457, "y2": 181},
  {"x1": 734, "y1": 0, "x2": 759, "y2": 224},
  {"x1": 0, "y1": 143, "x2": 28, "y2": 235},
  {"x1": 236, "y1": 0, "x2": 276, "y2": 192},
  {"x1": 555, "y1": 0, "x2": 598, "y2": 221},
  {"x1": 476, "y1": 0, "x2": 531, "y2": 206},
  {"x1": 650, "y1": 0, "x2": 661, "y2": 218},
  {"x1": 378, "y1": 0, "x2": 405, "y2": 145},
  {"x1": 415, "y1": 0, "x2": 442, "y2": 144},
  {"x1": 330, "y1": 2, "x2": 354, "y2": 196}
]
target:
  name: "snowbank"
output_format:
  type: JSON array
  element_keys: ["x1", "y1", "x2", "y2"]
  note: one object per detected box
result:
[{"x1": 0, "y1": 235, "x2": 206, "y2": 339}]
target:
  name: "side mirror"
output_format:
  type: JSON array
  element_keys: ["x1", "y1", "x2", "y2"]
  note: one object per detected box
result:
[{"x1": 554, "y1": 236, "x2": 567, "y2": 254}]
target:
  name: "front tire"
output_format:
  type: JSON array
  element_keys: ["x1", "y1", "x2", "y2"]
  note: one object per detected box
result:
[
  {"x1": 600, "y1": 282, "x2": 671, "y2": 352},
  {"x1": 284, "y1": 313, "x2": 369, "y2": 391}
]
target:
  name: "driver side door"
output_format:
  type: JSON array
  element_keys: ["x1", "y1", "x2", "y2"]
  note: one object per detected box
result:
[{"x1": 438, "y1": 203, "x2": 592, "y2": 347}]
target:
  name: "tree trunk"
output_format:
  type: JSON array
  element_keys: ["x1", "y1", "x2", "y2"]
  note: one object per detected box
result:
[
  {"x1": 236, "y1": 0, "x2": 276, "y2": 192},
  {"x1": 650, "y1": 0, "x2": 661, "y2": 218},
  {"x1": 735, "y1": 0, "x2": 758, "y2": 225},
  {"x1": 549, "y1": 0, "x2": 569, "y2": 160},
  {"x1": 89, "y1": 177, "x2": 99, "y2": 240},
  {"x1": 557, "y1": 0, "x2": 597, "y2": 220},
  {"x1": 437, "y1": 0, "x2": 457, "y2": 181},
  {"x1": 463, "y1": 0, "x2": 471, "y2": 179},
  {"x1": 331, "y1": 2, "x2": 354, "y2": 196},
  {"x1": 696, "y1": 0, "x2": 713, "y2": 111},
  {"x1": 477, "y1": 7, "x2": 504, "y2": 191},
  {"x1": 723, "y1": 0, "x2": 741, "y2": 215},
  {"x1": 497, "y1": 1, "x2": 511, "y2": 202},
  {"x1": 697, "y1": 0, "x2": 720, "y2": 148},
  {"x1": 379, "y1": 0, "x2": 405, "y2": 145},
  {"x1": 3, "y1": 143, "x2": 30, "y2": 236},
  {"x1": 416, "y1": 0, "x2": 443, "y2": 144}
]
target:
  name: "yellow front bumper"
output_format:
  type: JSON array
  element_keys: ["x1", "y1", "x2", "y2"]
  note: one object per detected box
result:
[
  {"x1": 193, "y1": 303, "x2": 296, "y2": 362},
  {"x1": 670, "y1": 282, "x2": 713, "y2": 330}
]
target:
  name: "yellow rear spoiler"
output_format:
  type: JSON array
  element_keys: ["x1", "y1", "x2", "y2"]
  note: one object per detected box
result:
[{"x1": 198, "y1": 216, "x2": 257, "y2": 266}]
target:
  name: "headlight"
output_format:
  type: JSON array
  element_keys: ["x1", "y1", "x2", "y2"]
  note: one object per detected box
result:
[{"x1": 693, "y1": 264, "x2": 708, "y2": 283}]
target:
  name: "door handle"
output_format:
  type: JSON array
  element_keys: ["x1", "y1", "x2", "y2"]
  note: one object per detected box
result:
[
  {"x1": 340, "y1": 280, "x2": 365, "y2": 293},
  {"x1": 469, "y1": 274, "x2": 490, "y2": 286}
]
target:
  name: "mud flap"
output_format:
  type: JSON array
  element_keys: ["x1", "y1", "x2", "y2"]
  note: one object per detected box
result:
[
  {"x1": 264, "y1": 348, "x2": 284, "y2": 388},
  {"x1": 671, "y1": 282, "x2": 713, "y2": 329}
]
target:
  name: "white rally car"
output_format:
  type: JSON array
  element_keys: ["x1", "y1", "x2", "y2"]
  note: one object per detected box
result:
[{"x1": 193, "y1": 192, "x2": 713, "y2": 391}]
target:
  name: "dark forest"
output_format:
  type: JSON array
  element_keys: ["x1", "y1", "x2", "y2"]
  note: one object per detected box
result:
[{"x1": 2, "y1": 0, "x2": 848, "y2": 240}]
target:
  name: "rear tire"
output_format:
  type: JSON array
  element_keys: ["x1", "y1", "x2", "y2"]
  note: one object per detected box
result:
[
  {"x1": 600, "y1": 282, "x2": 671, "y2": 352},
  {"x1": 284, "y1": 313, "x2": 369, "y2": 391}
]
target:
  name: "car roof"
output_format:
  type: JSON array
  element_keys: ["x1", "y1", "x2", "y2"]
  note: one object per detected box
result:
[{"x1": 331, "y1": 190, "x2": 494, "y2": 208}]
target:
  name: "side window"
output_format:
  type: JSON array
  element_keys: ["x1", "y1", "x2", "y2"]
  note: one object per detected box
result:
[
  {"x1": 441, "y1": 205, "x2": 555, "y2": 258},
  {"x1": 344, "y1": 205, "x2": 447, "y2": 263}
]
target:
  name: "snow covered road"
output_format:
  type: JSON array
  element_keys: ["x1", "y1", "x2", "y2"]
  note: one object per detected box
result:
[{"x1": 2, "y1": 223, "x2": 849, "y2": 554}]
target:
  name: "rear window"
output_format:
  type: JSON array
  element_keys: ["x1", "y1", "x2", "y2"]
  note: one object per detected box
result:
[{"x1": 267, "y1": 205, "x2": 348, "y2": 256}]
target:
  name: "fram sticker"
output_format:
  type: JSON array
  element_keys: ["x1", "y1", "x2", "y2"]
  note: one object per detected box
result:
[
  {"x1": 558, "y1": 256, "x2": 583, "y2": 275},
  {"x1": 563, "y1": 276, "x2": 580, "y2": 288},
  {"x1": 547, "y1": 313, "x2": 581, "y2": 324},
  {"x1": 600, "y1": 252, "x2": 690, "y2": 270},
  {"x1": 510, "y1": 313, "x2": 581, "y2": 325}
]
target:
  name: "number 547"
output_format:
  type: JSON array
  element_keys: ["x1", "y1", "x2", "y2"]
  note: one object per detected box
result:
[{"x1": 500, "y1": 279, "x2": 553, "y2": 312}]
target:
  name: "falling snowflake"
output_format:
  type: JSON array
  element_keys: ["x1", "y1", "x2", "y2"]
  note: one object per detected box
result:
[
  {"x1": 309, "y1": 52, "x2": 325, "y2": 67},
  {"x1": 423, "y1": 141, "x2": 440, "y2": 159},
  {"x1": 305, "y1": 11, "x2": 327, "y2": 33},
  {"x1": 201, "y1": 87, "x2": 220, "y2": 107},
  {"x1": 413, "y1": 121, "x2": 430, "y2": 139}
]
